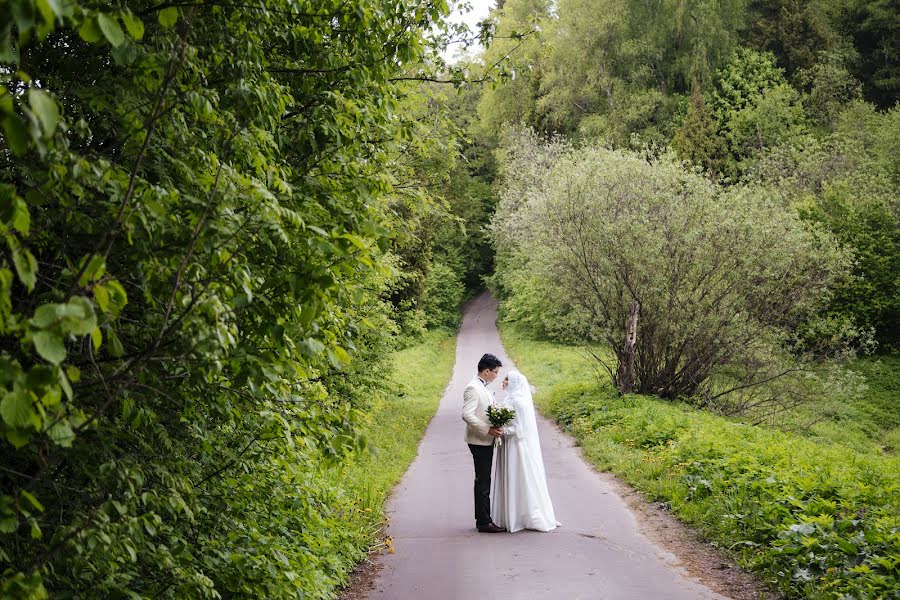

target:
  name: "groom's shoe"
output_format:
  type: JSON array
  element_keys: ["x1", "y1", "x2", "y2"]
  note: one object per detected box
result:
[{"x1": 477, "y1": 522, "x2": 507, "y2": 533}]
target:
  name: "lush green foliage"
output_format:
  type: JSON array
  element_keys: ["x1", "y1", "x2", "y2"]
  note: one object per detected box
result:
[
  {"x1": 0, "y1": 0, "x2": 465, "y2": 597},
  {"x1": 340, "y1": 331, "x2": 455, "y2": 505},
  {"x1": 421, "y1": 261, "x2": 465, "y2": 329},
  {"x1": 842, "y1": 356, "x2": 900, "y2": 453},
  {"x1": 501, "y1": 323, "x2": 900, "y2": 599},
  {"x1": 476, "y1": 0, "x2": 898, "y2": 349},
  {"x1": 478, "y1": 0, "x2": 897, "y2": 142},
  {"x1": 710, "y1": 48, "x2": 807, "y2": 176},
  {"x1": 395, "y1": 83, "x2": 500, "y2": 333},
  {"x1": 750, "y1": 103, "x2": 900, "y2": 349},
  {"x1": 491, "y1": 129, "x2": 857, "y2": 415}
]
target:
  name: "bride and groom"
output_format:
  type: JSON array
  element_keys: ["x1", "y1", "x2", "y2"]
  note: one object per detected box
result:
[{"x1": 462, "y1": 353, "x2": 559, "y2": 533}]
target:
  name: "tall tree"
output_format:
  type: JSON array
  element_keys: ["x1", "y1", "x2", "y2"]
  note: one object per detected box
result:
[{"x1": 0, "y1": 0, "x2": 457, "y2": 596}]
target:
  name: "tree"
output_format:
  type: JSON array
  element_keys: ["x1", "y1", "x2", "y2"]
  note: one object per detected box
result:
[
  {"x1": 671, "y1": 79, "x2": 727, "y2": 175},
  {"x1": 492, "y1": 130, "x2": 851, "y2": 416},
  {"x1": 743, "y1": 0, "x2": 840, "y2": 77},
  {"x1": 710, "y1": 48, "x2": 807, "y2": 175},
  {"x1": 475, "y1": 0, "x2": 550, "y2": 142},
  {"x1": 795, "y1": 49, "x2": 864, "y2": 129},
  {"x1": 840, "y1": 0, "x2": 900, "y2": 107},
  {"x1": 750, "y1": 101, "x2": 900, "y2": 348},
  {"x1": 0, "y1": 0, "x2": 456, "y2": 596}
]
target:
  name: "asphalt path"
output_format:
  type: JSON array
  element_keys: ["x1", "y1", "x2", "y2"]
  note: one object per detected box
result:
[{"x1": 367, "y1": 292, "x2": 729, "y2": 599}]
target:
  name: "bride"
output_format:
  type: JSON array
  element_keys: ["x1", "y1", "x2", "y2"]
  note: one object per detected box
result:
[{"x1": 491, "y1": 370, "x2": 560, "y2": 532}]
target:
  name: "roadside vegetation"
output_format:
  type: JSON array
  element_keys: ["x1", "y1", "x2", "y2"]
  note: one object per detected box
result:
[
  {"x1": 322, "y1": 331, "x2": 456, "y2": 595},
  {"x1": 501, "y1": 323, "x2": 900, "y2": 599}
]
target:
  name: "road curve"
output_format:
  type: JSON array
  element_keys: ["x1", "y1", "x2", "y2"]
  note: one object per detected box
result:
[{"x1": 367, "y1": 292, "x2": 729, "y2": 600}]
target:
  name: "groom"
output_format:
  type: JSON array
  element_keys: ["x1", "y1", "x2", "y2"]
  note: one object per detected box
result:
[{"x1": 462, "y1": 353, "x2": 506, "y2": 533}]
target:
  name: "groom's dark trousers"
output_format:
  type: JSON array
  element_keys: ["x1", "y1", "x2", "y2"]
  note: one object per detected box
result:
[{"x1": 468, "y1": 443, "x2": 494, "y2": 526}]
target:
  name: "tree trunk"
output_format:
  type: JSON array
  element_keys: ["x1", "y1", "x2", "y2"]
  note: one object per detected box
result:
[{"x1": 616, "y1": 301, "x2": 640, "y2": 394}]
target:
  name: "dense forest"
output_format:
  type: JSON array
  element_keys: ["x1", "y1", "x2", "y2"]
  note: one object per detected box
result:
[{"x1": 0, "y1": 0, "x2": 897, "y2": 598}]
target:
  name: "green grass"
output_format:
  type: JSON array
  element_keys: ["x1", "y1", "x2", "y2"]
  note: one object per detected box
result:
[
  {"x1": 322, "y1": 330, "x2": 456, "y2": 589},
  {"x1": 500, "y1": 322, "x2": 900, "y2": 600},
  {"x1": 777, "y1": 354, "x2": 900, "y2": 455},
  {"x1": 339, "y1": 331, "x2": 456, "y2": 509}
]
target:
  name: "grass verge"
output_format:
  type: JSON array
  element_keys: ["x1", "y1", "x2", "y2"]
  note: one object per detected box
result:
[
  {"x1": 500, "y1": 323, "x2": 900, "y2": 600},
  {"x1": 322, "y1": 330, "x2": 456, "y2": 596}
]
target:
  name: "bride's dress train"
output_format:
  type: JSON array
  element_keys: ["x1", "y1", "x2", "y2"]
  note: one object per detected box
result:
[{"x1": 491, "y1": 370, "x2": 559, "y2": 533}]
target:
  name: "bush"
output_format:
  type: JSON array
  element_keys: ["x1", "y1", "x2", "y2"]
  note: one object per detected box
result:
[
  {"x1": 565, "y1": 395, "x2": 900, "y2": 599},
  {"x1": 421, "y1": 261, "x2": 465, "y2": 329},
  {"x1": 491, "y1": 128, "x2": 851, "y2": 412}
]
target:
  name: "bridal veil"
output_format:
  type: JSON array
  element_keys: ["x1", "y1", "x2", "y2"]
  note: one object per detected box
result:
[{"x1": 491, "y1": 370, "x2": 559, "y2": 532}]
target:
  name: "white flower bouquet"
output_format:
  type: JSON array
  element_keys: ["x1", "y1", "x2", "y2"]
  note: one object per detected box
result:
[{"x1": 486, "y1": 403, "x2": 516, "y2": 447}]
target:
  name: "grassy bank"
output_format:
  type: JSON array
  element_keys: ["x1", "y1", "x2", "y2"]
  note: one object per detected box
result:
[
  {"x1": 321, "y1": 331, "x2": 456, "y2": 595},
  {"x1": 500, "y1": 324, "x2": 900, "y2": 600}
]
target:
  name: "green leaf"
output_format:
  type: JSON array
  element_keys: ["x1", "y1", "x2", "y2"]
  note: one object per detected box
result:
[
  {"x1": 58, "y1": 368, "x2": 73, "y2": 401},
  {"x1": 78, "y1": 16, "x2": 103, "y2": 43},
  {"x1": 20, "y1": 490, "x2": 43, "y2": 512},
  {"x1": 124, "y1": 541, "x2": 137, "y2": 562},
  {"x1": 158, "y1": 7, "x2": 179, "y2": 28},
  {"x1": 47, "y1": 421, "x2": 75, "y2": 447},
  {"x1": 836, "y1": 537, "x2": 858, "y2": 555},
  {"x1": 300, "y1": 338, "x2": 325, "y2": 356},
  {"x1": 5, "y1": 429, "x2": 29, "y2": 448},
  {"x1": 0, "y1": 183, "x2": 27, "y2": 233},
  {"x1": 24, "y1": 365, "x2": 53, "y2": 388},
  {"x1": 12, "y1": 247, "x2": 37, "y2": 291},
  {"x1": 35, "y1": 0, "x2": 62, "y2": 25},
  {"x1": 0, "y1": 517, "x2": 16, "y2": 533},
  {"x1": 11, "y1": 197, "x2": 30, "y2": 234},
  {"x1": 65, "y1": 296, "x2": 97, "y2": 335},
  {"x1": 1, "y1": 114, "x2": 29, "y2": 155},
  {"x1": 78, "y1": 254, "x2": 106, "y2": 287},
  {"x1": 106, "y1": 279, "x2": 128, "y2": 313},
  {"x1": 332, "y1": 346, "x2": 352, "y2": 365},
  {"x1": 27, "y1": 88, "x2": 58, "y2": 136},
  {"x1": 66, "y1": 365, "x2": 81, "y2": 383},
  {"x1": 97, "y1": 13, "x2": 125, "y2": 47},
  {"x1": 33, "y1": 303, "x2": 61, "y2": 328},
  {"x1": 0, "y1": 24, "x2": 18, "y2": 64},
  {"x1": 93, "y1": 284, "x2": 110, "y2": 312},
  {"x1": 121, "y1": 11, "x2": 144, "y2": 40},
  {"x1": 91, "y1": 326, "x2": 102, "y2": 351},
  {"x1": 1, "y1": 389, "x2": 34, "y2": 428},
  {"x1": 107, "y1": 327, "x2": 124, "y2": 357},
  {"x1": 33, "y1": 330, "x2": 65, "y2": 365},
  {"x1": 0, "y1": 89, "x2": 12, "y2": 114}
]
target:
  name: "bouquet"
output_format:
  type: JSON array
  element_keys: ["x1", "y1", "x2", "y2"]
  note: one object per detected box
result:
[{"x1": 485, "y1": 403, "x2": 516, "y2": 447}]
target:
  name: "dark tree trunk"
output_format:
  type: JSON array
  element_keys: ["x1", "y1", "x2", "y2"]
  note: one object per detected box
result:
[{"x1": 616, "y1": 301, "x2": 640, "y2": 394}]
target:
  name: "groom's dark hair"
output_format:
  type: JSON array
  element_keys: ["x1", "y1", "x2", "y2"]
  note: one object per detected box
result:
[{"x1": 477, "y1": 353, "x2": 502, "y2": 372}]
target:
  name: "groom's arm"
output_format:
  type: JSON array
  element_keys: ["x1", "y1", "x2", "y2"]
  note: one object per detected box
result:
[{"x1": 461, "y1": 386, "x2": 491, "y2": 435}]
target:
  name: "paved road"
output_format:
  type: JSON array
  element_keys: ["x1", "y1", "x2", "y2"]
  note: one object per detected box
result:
[{"x1": 368, "y1": 293, "x2": 728, "y2": 600}]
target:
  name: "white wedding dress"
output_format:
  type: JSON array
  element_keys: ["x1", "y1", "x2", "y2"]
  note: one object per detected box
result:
[{"x1": 491, "y1": 370, "x2": 560, "y2": 532}]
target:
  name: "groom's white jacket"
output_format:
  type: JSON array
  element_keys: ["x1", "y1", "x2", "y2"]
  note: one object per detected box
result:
[{"x1": 462, "y1": 376, "x2": 495, "y2": 446}]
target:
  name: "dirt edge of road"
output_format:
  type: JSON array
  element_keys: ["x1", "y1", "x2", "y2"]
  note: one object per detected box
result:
[
  {"x1": 599, "y1": 471, "x2": 781, "y2": 599},
  {"x1": 340, "y1": 551, "x2": 383, "y2": 600}
]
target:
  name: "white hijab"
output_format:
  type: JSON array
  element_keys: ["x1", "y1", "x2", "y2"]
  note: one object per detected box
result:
[{"x1": 506, "y1": 370, "x2": 542, "y2": 461}]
